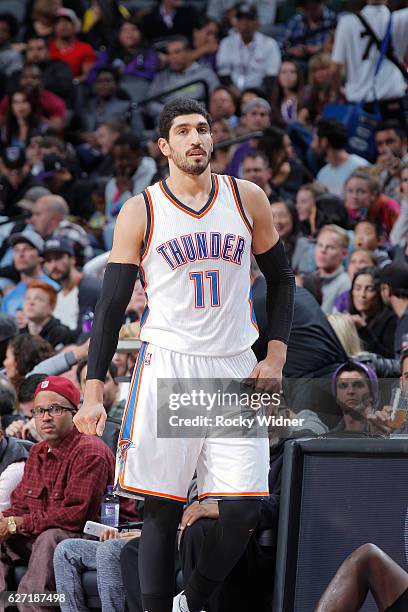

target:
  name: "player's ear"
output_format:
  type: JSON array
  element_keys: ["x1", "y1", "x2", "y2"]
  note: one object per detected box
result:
[{"x1": 158, "y1": 137, "x2": 170, "y2": 158}]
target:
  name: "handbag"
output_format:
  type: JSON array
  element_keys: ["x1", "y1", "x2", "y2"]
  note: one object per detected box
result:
[{"x1": 322, "y1": 13, "x2": 394, "y2": 162}]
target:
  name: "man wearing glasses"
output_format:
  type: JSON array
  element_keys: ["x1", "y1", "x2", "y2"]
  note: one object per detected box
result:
[{"x1": 0, "y1": 376, "x2": 119, "y2": 610}]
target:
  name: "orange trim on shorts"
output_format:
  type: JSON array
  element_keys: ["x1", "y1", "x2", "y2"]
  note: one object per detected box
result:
[
  {"x1": 141, "y1": 188, "x2": 154, "y2": 262},
  {"x1": 159, "y1": 174, "x2": 219, "y2": 219},
  {"x1": 227, "y1": 175, "x2": 252, "y2": 235},
  {"x1": 117, "y1": 480, "x2": 187, "y2": 503},
  {"x1": 198, "y1": 491, "x2": 269, "y2": 500}
]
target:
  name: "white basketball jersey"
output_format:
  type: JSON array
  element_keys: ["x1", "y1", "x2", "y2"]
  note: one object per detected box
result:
[{"x1": 138, "y1": 174, "x2": 258, "y2": 357}]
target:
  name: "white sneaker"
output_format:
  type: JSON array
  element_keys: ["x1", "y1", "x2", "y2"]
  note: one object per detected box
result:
[{"x1": 172, "y1": 591, "x2": 206, "y2": 612}]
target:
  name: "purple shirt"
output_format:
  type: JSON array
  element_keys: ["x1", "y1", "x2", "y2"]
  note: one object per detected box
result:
[
  {"x1": 88, "y1": 47, "x2": 159, "y2": 84},
  {"x1": 224, "y1": 142, "x2": 255, "y2": 178},
  {"x1": 334, "y1": 290, "x2": 350, "y2": 313}
]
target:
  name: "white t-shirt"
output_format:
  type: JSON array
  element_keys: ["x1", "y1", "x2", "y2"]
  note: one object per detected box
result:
[
  {"x1": 216, "y1": 31, "x2": 281, "y2": 90},
  {"x1": 332, "y1": 5, "x2": 408, "y2": 102},
  {"x1": 316, "y1": 154, "x2": 370, "y2": 197},
  {"x1": 53, "y1": 285, "x2": 79, "y2": 331},
  {"x1": 0, "y1": 461, "x2": 25, "y2": 512}
]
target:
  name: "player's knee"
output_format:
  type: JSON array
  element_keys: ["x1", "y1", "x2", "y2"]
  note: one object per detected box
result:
[
  {"x1": 355, "y1": 543, "x2": 381, "y2": 564},
  {"x1": 220, "y1": 499, "x2": 263, "y2": 533},
  {"x1": 356, "y1": 543, "x2": 381, "y2": 558},
  {"x1": 353, "y1": 543, "x2": 382, "y2": 577},
  {"x1": 182, "y1": 517, "x2": 211, "y2": 550}
]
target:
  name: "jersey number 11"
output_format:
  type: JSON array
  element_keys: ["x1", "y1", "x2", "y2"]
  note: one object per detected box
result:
[{"x1": 189, "y1": 270, "x2": 221, "y2": 308}]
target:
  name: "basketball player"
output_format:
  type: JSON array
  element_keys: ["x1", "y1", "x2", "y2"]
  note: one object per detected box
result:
[
  {"x1": 74, "y1": 98, "x2": 295, "y2": 612},
  {"x1": 315, "y1": 543, "x2": 408, "y2": 612}
]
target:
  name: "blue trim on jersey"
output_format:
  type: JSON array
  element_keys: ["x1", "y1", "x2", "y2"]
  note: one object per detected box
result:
[
  {"x1": 139, "y1": 271, "x2": 146, "y2": 290},
  {"x1": 162, "y1": 174, "x2": 216, "y2": 216},
  {"x1": 230, "y1": 176, "x2": 253, "y2": 231},
  {"x1": 121, "y1": 342, "x2": 147, "y2": 441},
  {"x1": 249, "y1": 286, "x2": 257, "y2": 325},
  {"x1": 140, "y1": 190, "x2": 151, "y2": 258},
  {"x1": 140, "y1": 305, "x2": 150, "y2": 327}
]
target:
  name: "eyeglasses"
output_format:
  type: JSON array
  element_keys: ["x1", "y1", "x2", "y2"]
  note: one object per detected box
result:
[{"x1": 31, "y1": 404, "x2": 74, "y2": 418}]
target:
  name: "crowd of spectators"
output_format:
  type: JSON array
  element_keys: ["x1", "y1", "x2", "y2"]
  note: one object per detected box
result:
[{"x1": 0, "y1": 0, "x2": 407, "y2": 610}]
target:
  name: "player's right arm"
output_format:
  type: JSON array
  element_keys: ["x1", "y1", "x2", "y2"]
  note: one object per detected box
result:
[{"x1": 74, "y1": 195, "x2": 147, "y2": 436}]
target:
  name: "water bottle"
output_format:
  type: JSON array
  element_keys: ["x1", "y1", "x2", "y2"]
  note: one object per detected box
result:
[{"x1": 100, "y1": 485, "x2": 119, "y2": 528}]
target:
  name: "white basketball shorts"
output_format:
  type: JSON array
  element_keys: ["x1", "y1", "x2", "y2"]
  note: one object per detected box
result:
[{"x1": 114, "y1": 341, "x2": 270, "y2": 503}]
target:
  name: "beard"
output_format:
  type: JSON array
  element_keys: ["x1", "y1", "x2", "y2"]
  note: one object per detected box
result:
[
  {"x1": 169, "y1": 145, "x2": 211, "y2": 176},
  {"x1": 50, "y1": 268, "x2": 70, "y2": 282}
]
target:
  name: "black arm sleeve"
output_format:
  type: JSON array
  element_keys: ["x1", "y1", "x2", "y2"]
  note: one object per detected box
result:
[
  {"x1": 86, "y1": 262, "x2": 139, "y2": 382},
  {"x1": 254, "y1": 240, "x2": 295, "y2": 346}
]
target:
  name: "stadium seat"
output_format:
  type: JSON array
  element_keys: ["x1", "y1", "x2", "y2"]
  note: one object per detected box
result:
[
  {"x1": 10, "y1": 566, "x2": 101, "y2": 609},
  {"x1": 120, "y1": 77, "x2": 149, "y2": 103},
  {"x1": 82, "y1": 570, "x2": 101, "y2": 609}
]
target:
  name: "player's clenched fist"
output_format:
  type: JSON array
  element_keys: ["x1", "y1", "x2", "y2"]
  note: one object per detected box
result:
[{"x1": 73, "y1": 401, "x2": 107, "y2": 437}]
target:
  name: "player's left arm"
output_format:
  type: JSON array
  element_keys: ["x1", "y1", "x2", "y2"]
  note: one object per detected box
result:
[{"x1": 236, "y1": 179, "x2": 296, "y2": 391}]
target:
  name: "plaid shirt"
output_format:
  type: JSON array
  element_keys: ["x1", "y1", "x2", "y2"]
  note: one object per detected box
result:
[
  {"x1": 279, "y1": 7, "x2": 337, "y2": 50},
  {"x1": 3, "y1": 428, "x2": 137, "y2": 536}
]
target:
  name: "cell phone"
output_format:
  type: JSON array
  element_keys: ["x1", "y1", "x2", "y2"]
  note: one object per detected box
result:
[{"x1": 83, "y1": 521, "x2": 118, "y2": 538}]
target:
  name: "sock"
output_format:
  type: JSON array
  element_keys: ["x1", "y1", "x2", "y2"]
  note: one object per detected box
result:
[
  {"x1": 141, "y1": 592, "x2": 173, "y2": 612},
  {"x1": 184, "y1": 569, "x2": 222, "y2": 612}
]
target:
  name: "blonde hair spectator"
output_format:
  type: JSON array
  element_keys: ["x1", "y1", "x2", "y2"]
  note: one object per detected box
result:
[
  {"x1": 318, "y1": 224, "x2": 349, "y2": 249},
  {"x1": 328, "y1": 313, "x2": 363, "y2": 357}
]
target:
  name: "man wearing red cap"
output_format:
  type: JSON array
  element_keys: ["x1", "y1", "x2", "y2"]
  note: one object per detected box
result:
[{"x1": 0, "y1": 376, "x2": 118, "y2": 610}]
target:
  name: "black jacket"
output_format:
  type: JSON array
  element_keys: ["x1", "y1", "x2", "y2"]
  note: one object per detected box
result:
[
  {"x1": 21, "y1": 316, "x2": 74, "y2": 349},
  {"x1": 141, "y1": 6, "x2": 199, "y2": 43},
  {"x1": 252, "y1": 279, "x2": 347, "y2": 377},
  {"x1": 0, "y1": 175, "x2": 40, "y2": 217},
  {"x1": 356, "y1": 351, "x2": 401, "y2": 378},
  {"x1": 0, "y1": 436, "x2": 28, "y2": 475},
  {"x1": 358, "y1": 307, "x2": 398, "y2": 359}
]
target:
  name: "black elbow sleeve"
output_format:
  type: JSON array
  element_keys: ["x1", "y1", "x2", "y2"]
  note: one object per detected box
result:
[
  {"x1": 86, "y1": 262, "x2": 139, "y2": 382},
  {"x1": 254, "y1": 240, "x2": 295, "y2": 345}
]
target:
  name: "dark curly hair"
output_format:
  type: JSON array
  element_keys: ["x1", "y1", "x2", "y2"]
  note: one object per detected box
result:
[
  {"x1": 159, "y1": 98, "x2": 212, "y2": 140},
  {"x1": 8, "y1": 334, "x2": 54, "y2": 391}
]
